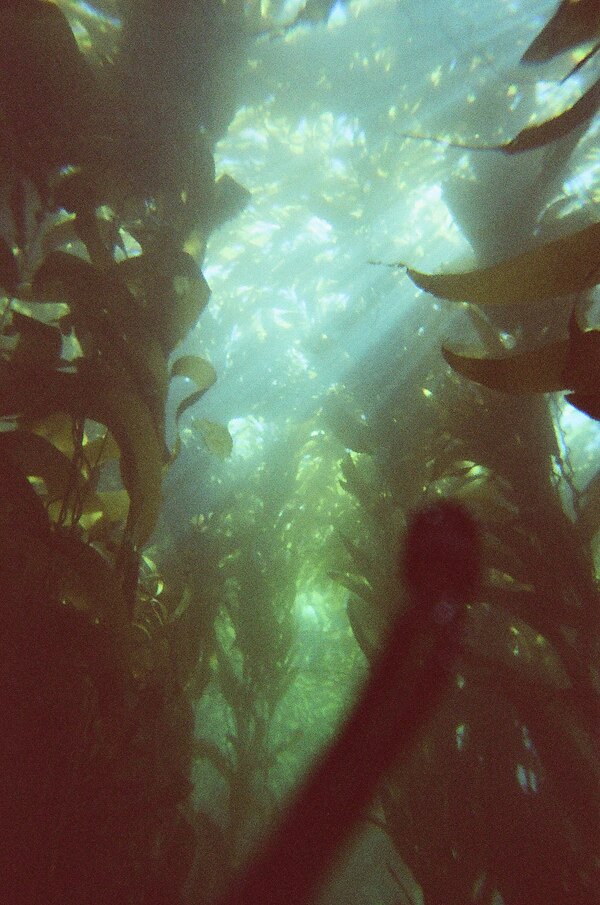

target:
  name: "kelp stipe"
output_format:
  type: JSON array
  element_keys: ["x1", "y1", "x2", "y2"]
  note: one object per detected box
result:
[{"x1": 217, "y1": 502, "x2": 480, "y2": 905}]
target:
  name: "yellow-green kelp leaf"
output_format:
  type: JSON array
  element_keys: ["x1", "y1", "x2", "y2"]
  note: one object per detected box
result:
[
  {"x1": 191, "y1": 418, "x2": 233, "y2": 458},
  {"x1": 406, "y1": 221, "x2": 600, "y2": 305},
  {"x1": 442, "y1": 341, "x2": 570, "y2": 394},
  {"x1": 172, "y1": 356, "x2": 218, "y2": 424},
  {"x1": 171, "y1": 355, "x2": 217, "y2": 390},
  {"x1": 0, "y1": 360, "x2": 162, "y2": 547}
]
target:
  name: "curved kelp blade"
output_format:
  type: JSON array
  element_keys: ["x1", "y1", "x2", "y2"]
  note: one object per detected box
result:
[
  {"x1": 328, "y1": 569, "x2": 377, "y2": 605},
  {"x1": 172, "y1": 355, "x2": 218, "y2": 423},
  {"x1": 522, "y1": 0, "x2": 600, "y2": 63},
  {"x1": 0, "y1": 361, "x2": 162, "y2": 546},
  {"x1": 33, "y1": 251, "x2": 170, "y2": 441},
  {"x1": 503, "y1": 75, "x2": 600, "y2": 154},
  {"x1": 406, "y1": 221, "x2": 600, "y2": 305},
  {"x1": 442, "y1": 341, "x2": 569, "y2": 394},
  {"x1": 191, "y1": 418, "x2": 233, "y2": 458},
  {"x1": 88, "y1": 382, "x2": 163, "y2": 547},
  {"x1": 117, "y1": 249, "x2": 210, "y2": 354},
  {"x1": 171, "y1": 355, "x2": 217, "y2": 390}
]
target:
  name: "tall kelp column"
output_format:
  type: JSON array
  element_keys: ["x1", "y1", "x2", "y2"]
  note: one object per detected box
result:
[{"x1": 0, "y1": 2, "x2": 254, "y2": 903}]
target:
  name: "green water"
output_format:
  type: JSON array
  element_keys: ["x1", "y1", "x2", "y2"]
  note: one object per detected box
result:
[{"x1": 0, "y1": 2, "x2": 598, "y2": 904}]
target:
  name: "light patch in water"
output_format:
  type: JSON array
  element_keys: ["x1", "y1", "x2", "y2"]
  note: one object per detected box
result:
[{"x1": 227, "y1": 415, "x2": 268, "y2": 459}]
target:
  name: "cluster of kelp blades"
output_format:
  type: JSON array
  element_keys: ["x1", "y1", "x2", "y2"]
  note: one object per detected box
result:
[{"x1": 0, "y1": 2, "x2": 252, "y2": 903}]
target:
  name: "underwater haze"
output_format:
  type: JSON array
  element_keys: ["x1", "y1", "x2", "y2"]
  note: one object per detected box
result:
[{"x1": 1, "y1": 2, "x2": 599, "y2": 905}]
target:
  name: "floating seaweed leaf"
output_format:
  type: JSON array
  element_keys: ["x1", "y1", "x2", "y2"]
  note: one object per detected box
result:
[
  {"x1": 443, "y1": 311, "x2": 600, "y2": 417},
  {"x1": 191, "y1": 418, "x2": 233, "y2": 459},
  {"x1": 172, "y1": 355, "x2": 218, "y2": 423},
  {"x1": 442, "y1": 341, "x2": 569, "y2": 394},
  {"x1": 404, "y1": 221, "x2": 600, "y2": 305}
]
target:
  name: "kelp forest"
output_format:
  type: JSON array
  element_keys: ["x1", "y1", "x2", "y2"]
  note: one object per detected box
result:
[{"x1": 0, "y1": 1, "x2": 598, "y2": 904}]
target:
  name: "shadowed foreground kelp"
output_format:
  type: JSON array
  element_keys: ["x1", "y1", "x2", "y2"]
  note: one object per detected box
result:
[{"x1": 218, "y1": 502, "x2": 480, "y2": 905}]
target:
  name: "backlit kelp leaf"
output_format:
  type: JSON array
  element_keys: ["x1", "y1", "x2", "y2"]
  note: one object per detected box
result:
[
  {"x1": 172, "y1": 356, "x2": 218, "y2": 425},
  {"x1": 0, "y1": 360, "x2": 162, "y2": 546},
  {"x1": 522, "y1": 0, "x2": 600, "y2": 63},
  {"x1": 79, "y1": 488, "x2": 131, "y2": 538},
  {"x1": 51, "y1": 168, "x2": 115, "y2": 268},
  {"x1": 83, "y1": 430, "x2": 121, "y2": 468},
  {"x1": 406, "y1": 221, "x2": 600, "y2": 304},
  {"x1": 502, "y1": 75, "x2": 600, "y2": 154},
  {"x1": 171, "y1": 355, "x2": 217, "y2": 391},
  {"x1": 191, "y1": 418, "x2": 233, "y2": 458},
  {"x1": 442, "y1": 341, "x2": 569, "y2": 393},
  {"x1": 452, "y1": 474, "x2": 520, "y2": 524}
]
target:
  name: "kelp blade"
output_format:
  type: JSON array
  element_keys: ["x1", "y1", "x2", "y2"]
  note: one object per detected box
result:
[{"x1": 407, "y1": 221, "x2": 600, "y2": 305}]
